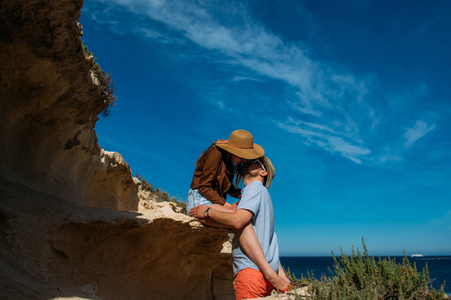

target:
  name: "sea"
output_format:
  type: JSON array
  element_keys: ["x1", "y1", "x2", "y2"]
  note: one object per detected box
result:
[{"x1": 280, "y1": 256, "x2": 451, "y2": 295}]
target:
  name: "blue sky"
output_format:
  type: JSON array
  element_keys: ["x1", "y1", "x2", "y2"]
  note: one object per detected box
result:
[{"x1": 80, "y1": 0, "x2": 451, "y2": 256}]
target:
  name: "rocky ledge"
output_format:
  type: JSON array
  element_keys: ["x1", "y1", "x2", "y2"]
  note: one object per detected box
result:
[{"x1": 0, "y1": 1, "x2": 235, "y2": 299}]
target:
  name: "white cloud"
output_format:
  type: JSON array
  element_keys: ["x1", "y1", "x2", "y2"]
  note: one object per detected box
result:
[
  {"x1": 404, "y1": 120, "x2": 436, "y2": 148},
  {"x1": 140, "y1": 28, "x2": 163, "y2": 39},
  {"x1": 88, "y1": 0, "x2": 434, "y2": 166},
  {"x1": 231, "y1": 76, "x2": 264, "y2": 83},
  {"x1": 277, "y1": 120, "x2": 370, "y2": 164},
  {"x1": 92, "y1": 0, "x2": 354, "y2": 112}
]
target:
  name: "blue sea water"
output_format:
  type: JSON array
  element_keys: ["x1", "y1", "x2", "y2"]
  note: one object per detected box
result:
[{"x1": 280, "y1": 256, "x2": 451, "y2": 294}]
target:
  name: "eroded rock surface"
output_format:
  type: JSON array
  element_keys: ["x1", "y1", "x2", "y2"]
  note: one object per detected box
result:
[
  {"x1": 0, "y1": 0, "x2": 137, "y2": 211},
  {"x1": 0, "y1": 178, "x2": 234, "y2": 299},
  {"x1": 0, "y1": 1, "x2": 234, "y2": 299}
]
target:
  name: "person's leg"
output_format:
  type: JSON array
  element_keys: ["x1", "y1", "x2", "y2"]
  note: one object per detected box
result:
[
  {"x1": 237, "y1": 224, "x2": 290, "y2": 291},
  {"x1": 186, "y1": 189, "x2": 212, "y2": 212}
]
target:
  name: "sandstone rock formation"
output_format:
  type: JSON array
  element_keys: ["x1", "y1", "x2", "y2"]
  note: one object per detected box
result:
[
  {"x1": 0, "y1": 0, "x2": 138, "y2": 211},
  {"x1": 0, "y1": 177, "x2": 235, "y2": 299},
  {"x1": 0, "y1": 0, "x2": 235, "y2": 299}
]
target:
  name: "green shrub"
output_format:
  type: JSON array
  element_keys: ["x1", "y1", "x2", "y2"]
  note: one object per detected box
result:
[
  {"x1": 287, "y1": 238, "x2": 445, "y2": 300},
  {"x1": 141, "y1": 179, "x2": 154, "y2": 192},
  {"x1": 161, "y1": 191, "x2": 169, "y2": 202},
  {"x1": 135, "y1": 175, "x2": 187, "y2": 214},
  {"x1": 82, "y1": 42, "x2": 116, "y2": 118}
]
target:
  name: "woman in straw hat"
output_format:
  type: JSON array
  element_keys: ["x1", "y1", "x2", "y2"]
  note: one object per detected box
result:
[
  {"x1": 187, "y1": 129, "x2": 264, "y2": 212},
  {"x1": 188, "y1": 130, "x2": 291, "y2": 292}
]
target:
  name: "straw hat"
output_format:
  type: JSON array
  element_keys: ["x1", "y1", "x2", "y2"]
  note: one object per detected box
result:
[
  {"x1": 261, "y1": 156, "x2": 275, "y2": 189},
  {"x1": 215, "y1": 130, "x2": 264, "y2": 159}
]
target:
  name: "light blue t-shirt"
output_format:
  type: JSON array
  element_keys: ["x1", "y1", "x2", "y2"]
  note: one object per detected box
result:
[{"x1": 232, "y1": 180, "x2": 280, "y2": 276}]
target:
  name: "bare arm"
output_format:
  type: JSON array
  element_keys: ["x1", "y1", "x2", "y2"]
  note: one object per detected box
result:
[
  {"x1": 238, "y1": 225, "x2": 290, "y2": 291},
  {"x1": 278, "y1": 262, "x2": 291, "y2": 283},
  {"x1": 237, "y1": 225, "x2": 279, "y2": 279},
  {"x1": 196, "y1": 217, "x2": 233, "y2": 228},
  {"x1": 189, "y1": 205, "x2": 252, "y2": 230},
  {"x1": 190, "y1": 205, "x2": 290, "y2": 292}
]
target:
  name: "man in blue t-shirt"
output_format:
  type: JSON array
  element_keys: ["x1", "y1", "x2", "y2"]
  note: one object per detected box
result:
[{"x1": 189, "y1": 156, "x2": 290, "y2": 299}]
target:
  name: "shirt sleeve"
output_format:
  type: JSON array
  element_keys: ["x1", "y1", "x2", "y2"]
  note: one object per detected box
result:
[
  {"x1": 197, "y1": 149, "x2": 226, "y2": 205},
  {"x1": 237, "y1": 188, "x2": 261, "y2": 216}
]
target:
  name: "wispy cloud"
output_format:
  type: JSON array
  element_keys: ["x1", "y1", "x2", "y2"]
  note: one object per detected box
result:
[
  {"x1": 89, "y1": 0, "x2": 377, "y2": 162},
  {"x1": 231, "y1": 76, "x2": 264, "y2": 83},
  {"x1": 278, "y1": 118, "x2": 371, "y2": 164},
  {"x1": 404, "y1": 120, "x2": 436, "y2": 148},
  {"x1": 87, "y1": 0, "x2": 436, "y2": 165}
]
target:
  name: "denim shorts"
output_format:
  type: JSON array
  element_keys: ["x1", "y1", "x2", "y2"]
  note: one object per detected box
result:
[{"x1": 186, "y1": 189, "x2": 213, "y2": 213}]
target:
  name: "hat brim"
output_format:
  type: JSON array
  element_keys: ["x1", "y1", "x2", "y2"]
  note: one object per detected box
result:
[
  {"x1": 215, "y1": 141, "x2": 264, "y2": 159},
  {"x1": 261, "y1": 156, "x2": 275, "y2": 189}
]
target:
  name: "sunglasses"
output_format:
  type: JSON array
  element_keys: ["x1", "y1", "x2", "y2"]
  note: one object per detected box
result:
[{"x1": 244, "y1": 158, "x2": 266, "y2": 172}]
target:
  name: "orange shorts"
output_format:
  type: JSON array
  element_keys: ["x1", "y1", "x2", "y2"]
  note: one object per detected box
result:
[{"x1": 234, "y1": 268, "x2": 275, "y2": 300}]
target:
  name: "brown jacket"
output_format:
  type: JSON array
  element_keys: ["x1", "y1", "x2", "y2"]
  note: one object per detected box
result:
[{"x1": 190, "y1": 146, "x2": 241, "y2": 205}]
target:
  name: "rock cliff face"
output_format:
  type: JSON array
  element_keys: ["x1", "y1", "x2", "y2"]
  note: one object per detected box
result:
[
  {"x1": 0, "y1": 1, "x2": 234, "y2": 299},
  {"x1": 0, "y1": 0, "x2": 137, "y2": 211},
  {"x1": 0, "y1": 178, "x2": 234, "y2": 299}
]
